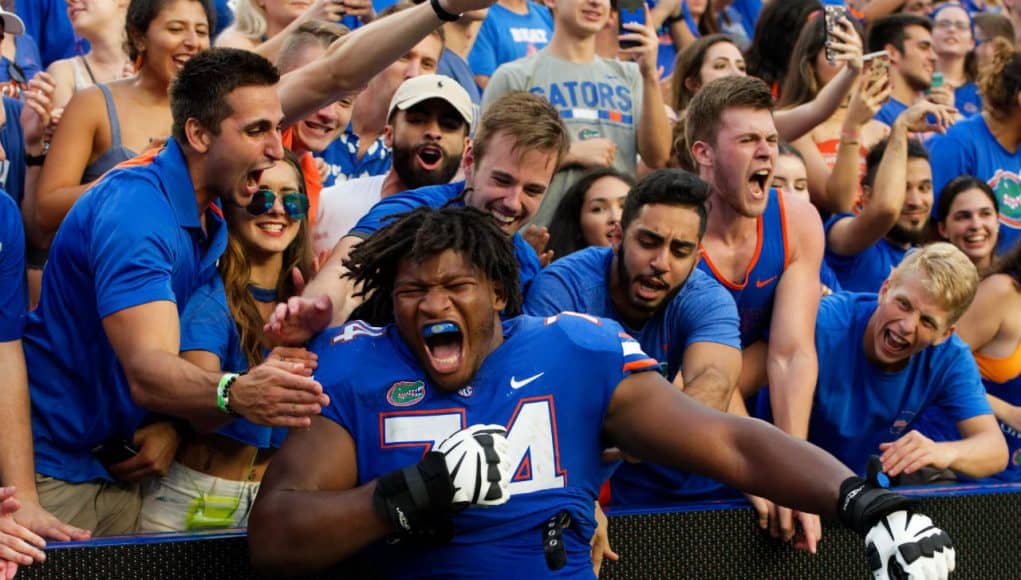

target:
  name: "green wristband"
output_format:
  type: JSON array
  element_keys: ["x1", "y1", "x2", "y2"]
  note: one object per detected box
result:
[{"x1": 217, "y1": 373, "x2": 240, "y2": 416}]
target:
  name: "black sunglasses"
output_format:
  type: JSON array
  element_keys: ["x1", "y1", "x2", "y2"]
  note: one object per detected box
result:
[
  {"x1": 245, "y1": 189, "x2": 309, "y2": 220},
  {"x1": 7, "y1": 60, "x2": 25, "y2": 86}
]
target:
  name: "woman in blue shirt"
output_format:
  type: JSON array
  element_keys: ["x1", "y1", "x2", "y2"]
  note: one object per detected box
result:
[{"x1": 139, "y1": 153, "x2": 314, "y2": 532}]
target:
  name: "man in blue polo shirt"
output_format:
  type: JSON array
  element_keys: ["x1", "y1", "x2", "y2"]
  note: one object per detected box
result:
[
  {"x1": 809, "y1": 243, "x2": 1006, "y2": 480},
  {"x1": 19, "y1": 0, "x2": 519, "y2": 536},
  {"x1": 269, "y1": 91, "x2": 569, "y2": 338},
  {"x1": 522, "y1": 169, "x2": 743, "y2": 506},
  {"x1": 21, "y1": 49, "x2": 329, "y2": 536}
]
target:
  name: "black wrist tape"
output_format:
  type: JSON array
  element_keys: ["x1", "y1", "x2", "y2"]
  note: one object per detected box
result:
[
  {"x1": 837, "y1": 475, "x2": 915, "y2": 535},
  {"x1": 373, "y1": 452, "x2": 456, "y2": 539}
]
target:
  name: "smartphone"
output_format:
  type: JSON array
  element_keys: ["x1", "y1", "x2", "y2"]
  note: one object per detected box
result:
[
  {"x1": 618, "y1": 0, "x2": 645, "y2": 49},
  {"x1": 930, "y1": 72, "x2": 944, "y2": 90},
  {"x1": 91, "y1": 438, "x2": 139, "y2": 466},
  {"x1": 824, "y1": 5, "x2": 844, "y2": 64},
  {"x1": 863, "y1": 50, "x2": 890, "y2": 82}
]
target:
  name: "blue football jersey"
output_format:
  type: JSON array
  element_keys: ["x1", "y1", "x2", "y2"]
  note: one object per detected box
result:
[{"x1": 311, "y1": 314, "x2": 659, "y2": 578}]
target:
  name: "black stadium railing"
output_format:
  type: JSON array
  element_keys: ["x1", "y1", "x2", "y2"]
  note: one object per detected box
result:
[{"x1": 17, "y1": 483, "x2": 1021, "y2": 579}]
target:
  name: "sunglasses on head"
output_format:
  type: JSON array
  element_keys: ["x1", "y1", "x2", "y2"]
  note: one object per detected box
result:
[{"x1": 245, "y1": 189, "x2": 309, "y2": 220}]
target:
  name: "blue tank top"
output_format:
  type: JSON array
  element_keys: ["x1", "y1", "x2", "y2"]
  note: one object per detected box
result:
[
  {"x1": 81, "y1": 84, "x2": 139, "y2": 184},
  {"x1": 697, "y1": 188, "x2": 789, "y2": 347}
]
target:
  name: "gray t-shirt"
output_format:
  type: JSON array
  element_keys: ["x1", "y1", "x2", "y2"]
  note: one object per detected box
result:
[{"x1": 483, "y1": 51, "x2": 643, "y2": 227}]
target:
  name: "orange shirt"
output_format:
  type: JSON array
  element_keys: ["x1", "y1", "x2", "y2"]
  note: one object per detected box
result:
[{"x1": 282, "y1": 127, "x2": 323, "y2": 229}]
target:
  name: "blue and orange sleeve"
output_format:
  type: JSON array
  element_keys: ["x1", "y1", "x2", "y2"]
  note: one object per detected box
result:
[{"x1": 619, "y1": 332, "x2": 659, "y2": 377}]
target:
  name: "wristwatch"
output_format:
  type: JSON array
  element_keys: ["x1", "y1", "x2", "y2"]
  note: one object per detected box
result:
[
  {"x1": 25, "y1": 142, "x2": 49, "y2": 166},
  {"x1": 430, "y1": 0, "x2": 461, "y2": 21}
]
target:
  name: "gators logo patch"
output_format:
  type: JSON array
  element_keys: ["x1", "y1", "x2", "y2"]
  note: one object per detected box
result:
[{"x1": 387, "y1": 380, "x2": 426, "y2": 407}]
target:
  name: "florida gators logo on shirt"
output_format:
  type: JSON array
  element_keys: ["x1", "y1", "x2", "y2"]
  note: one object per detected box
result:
[
  {"x1": 990, "y1": 170, "x2": 1021, "y2": 228},
  {"x1": 387, "y1": 381, "x2": 426, "y2": 407}
]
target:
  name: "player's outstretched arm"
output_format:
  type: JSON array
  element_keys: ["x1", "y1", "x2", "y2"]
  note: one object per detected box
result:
[
  {"x1": 604, "y1": 371, "x2": 956, "y2": 578},
  {"x1": 604, "y1": 369, "x2": 849, "y2": 515},
  {"x1": 250, "y1": 419, "x2": 512, "y2": 576}
]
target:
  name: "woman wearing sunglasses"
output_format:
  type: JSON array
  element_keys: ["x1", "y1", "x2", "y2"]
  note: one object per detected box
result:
[{"x1": 138, "y1": 153, "x2": 314, "y2": 532}]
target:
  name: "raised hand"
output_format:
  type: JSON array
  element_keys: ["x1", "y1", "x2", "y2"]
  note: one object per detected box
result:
[
  {"x1": 894, "y1": 101, "x2": 958, "y2": 136},
  {"x1": 619, "y1": 4, "x2": 660, "y2": 80},
  {"x1": 264, "y1": 294, "x2": 335, "y2": 346},
  {"x1": 20, "y1": 72, "x2": 56, "y2": 153},
  {"x1": 829, "y1": 16, "x2": 864, "y2": 74},
  {"x1": 523, "y1": 225, "x2": 553, "y2": 267},
  {"x1": 846, "y1": 72, "x2": 892, "y2": 129}
]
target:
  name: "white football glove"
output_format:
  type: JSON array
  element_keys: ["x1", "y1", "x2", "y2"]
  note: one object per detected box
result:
[
  {"x1": 865, "y1": 510, "x2": 956, "y2": 580},
  {"x1": 436, "y1": 424, "x2": 513, "y2": 508}
]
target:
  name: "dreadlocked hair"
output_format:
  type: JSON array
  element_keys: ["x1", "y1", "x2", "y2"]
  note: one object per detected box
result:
[{"x1": 345, "y1": 206, "x2": 522, "y2": 325}]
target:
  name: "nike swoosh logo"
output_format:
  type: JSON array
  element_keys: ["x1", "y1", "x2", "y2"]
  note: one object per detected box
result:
[
  {"x1": 755, "y1": 276, "x2": 778, "y2": 289},
  {"x1": 510, "y1": 372, "x2": 544, "y2": 390}
]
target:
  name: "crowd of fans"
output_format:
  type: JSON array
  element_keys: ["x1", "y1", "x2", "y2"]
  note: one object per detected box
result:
[{"x1": 0, "y1": 0, "x2": 1018, "y2": 576}]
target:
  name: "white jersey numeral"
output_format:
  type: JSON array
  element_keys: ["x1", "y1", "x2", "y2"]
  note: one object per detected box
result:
[{"x1": 380, "y1": 397, "x2": 566, "y2": 495}]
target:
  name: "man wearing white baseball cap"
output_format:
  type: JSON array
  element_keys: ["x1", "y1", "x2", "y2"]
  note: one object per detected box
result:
[
  {"x1": 314, "y1": 74, "x2": 474, "y2": 254},
  {"x1": 0, "y1": 8, "x2": 25, "y2": 36}
]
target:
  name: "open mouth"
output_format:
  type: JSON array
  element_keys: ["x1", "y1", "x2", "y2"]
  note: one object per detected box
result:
[
  {"x1": 422, "y1": 321, "x2": 464, "y2": 374},
  {"x1": 749, "y1": 170, "x2": 770, "y2": 197},
  {"x1": 607, "y1": 224, "x2": 622, "y2": 245},
  {"x1": 257, "y1": 222, "x2": 286, "y2": 236},
  {"x1": 963, "y1": 232, "x2": 989, "y2": 246},
  {"x1": 303, "y1": 120, "x2": 336, "y2": 137},
  {"x1": 634, "y1": 275, "x2": 668, "y2": 301},
  {"x1": 245, "y1": 169, "x2": 264, "y2": 197},
  {"x1": 416, "y1": 145, "x2": 443, "y2": 171},
  {"x1": 881, "y1": 328, "x2": 910, "y2": 357},
  {"x1": 489, "y1": 209, "x2": 517, "y2": 231},
  {"x1": 172, "y1": 54, "x2": 193, "y2": 69}
]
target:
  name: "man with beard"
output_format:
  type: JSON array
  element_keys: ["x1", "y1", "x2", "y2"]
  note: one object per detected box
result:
[
  {"x1": 317, "y1": 3, "x2": 445, "y2": 186},
  {"x1": 314, "y1": 75, "x2": 472, "y2": 255},
  {"x1": 825, "y1": 102, "x2": 944, "y2": 294},
  {"x1": 522, "y1": 169, "x2": 743, "y2": 508},
  {"x1": 524, "y1": 170, "x2": 740, "y2": 411}
]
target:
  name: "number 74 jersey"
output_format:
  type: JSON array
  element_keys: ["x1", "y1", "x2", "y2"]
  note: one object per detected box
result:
[{"x1": 310, "y1": 314, "x2": 659, "y2": 574}]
